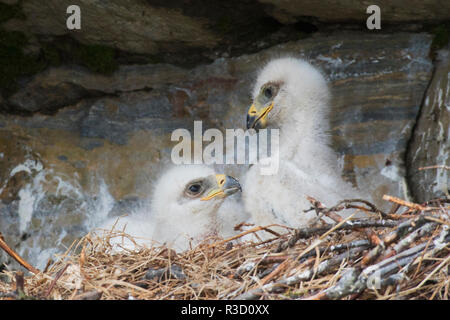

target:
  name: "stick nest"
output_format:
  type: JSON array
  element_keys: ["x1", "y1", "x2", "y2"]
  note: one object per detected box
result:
[{"x1": 0, "y1": 195, "x2": 449, "y2": 300}]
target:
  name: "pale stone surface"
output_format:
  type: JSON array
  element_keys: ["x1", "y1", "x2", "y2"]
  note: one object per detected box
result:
[
  {"x1": 260, "y1": 0, "x2": 450, "y2": 24},
  {"x1": 407, "y1": 49, "x2": 450, "y2": 202},
  {"x1": 21, "y1": 0, "x2": 218, "y2": 54}
]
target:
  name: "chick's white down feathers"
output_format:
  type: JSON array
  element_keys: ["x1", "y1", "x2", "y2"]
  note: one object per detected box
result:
[
  {"x1": 100, "y1": 58, "x2": 366, "y2": 249},
  {"x1": 243, "y1": 57, "x2": 366, "y2": 231},
  {"x1": 99, "y1": 165, "x2": 246, "y2": 252}
]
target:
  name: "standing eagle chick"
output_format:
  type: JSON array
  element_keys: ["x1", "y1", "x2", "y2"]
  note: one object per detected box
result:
[
  {"x1": 243, "y1": 57, "x2": 366, "y2": 231},
  {"x1": 100, "y1": 165, "x2": 243, "y2": 252}
]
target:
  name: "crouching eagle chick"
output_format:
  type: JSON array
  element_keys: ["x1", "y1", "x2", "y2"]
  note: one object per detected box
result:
[{"x1": 99, "y1": 165, "x2": 243, "y2": 252}]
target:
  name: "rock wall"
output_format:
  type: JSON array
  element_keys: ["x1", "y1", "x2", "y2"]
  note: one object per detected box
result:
[
  {"x1": 407, "y1": 49, "x2": 450, "y2": 202},
  {"x1": 0, "y1": 0, "x2": 448, "y2": 269},
  {"x1": 260, "y1": 0, "x2": 450, "y2": 24}
]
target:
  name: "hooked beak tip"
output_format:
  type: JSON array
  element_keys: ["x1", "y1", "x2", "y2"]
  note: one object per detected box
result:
[
  {"x1": 223, "y1": 175, "x2": 242, "y2": 196},
  {"x1": 246, "y1": 114, "x2": 256, "y2": 130},
  {"x1": 201, "y1": 175, "x2": 241, "y2": 201}
]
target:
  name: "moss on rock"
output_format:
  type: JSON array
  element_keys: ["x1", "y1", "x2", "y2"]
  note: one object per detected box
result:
[
  {"x1": 73, "y1": 43, "x2": 118, "y2": 75},
  {"x1": 0, "y1": 33, "x2": 120, "y2": 97},
  {"x1": 0, "y1": 2, "x2": 26, "y2": 23},
  {"x1": 0, "y1": 2, "x2": 46, "y2": 97},
  {"x1": 430, "y1": 24, "x2": 450, "y2": 57},
  {"x1": 0, "y1": 29, "x2": 46, "y2": 97}
]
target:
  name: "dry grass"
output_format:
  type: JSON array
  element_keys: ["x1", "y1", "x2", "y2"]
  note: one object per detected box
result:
[{"x1": 0, "y1": 195, "x2": 448, "y2": 300}]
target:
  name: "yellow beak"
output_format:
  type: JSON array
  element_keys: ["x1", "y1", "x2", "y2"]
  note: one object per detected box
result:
[
  {"x1": 246, "y1": 102, "x2": 274, "y2": 130},
  {"x1": 201, "y1": 174, "x2": 242, "y2": 201}
]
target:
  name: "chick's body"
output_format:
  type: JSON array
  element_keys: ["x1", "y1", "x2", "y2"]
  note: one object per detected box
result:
[
  {"x1": 100, "y1": 165, "x2": 244, "y2": 252},
  {"x1": 243, "y1": 58, "x2": 366, "y2": 231}
]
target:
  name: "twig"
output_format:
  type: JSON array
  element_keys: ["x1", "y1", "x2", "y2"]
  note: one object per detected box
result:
[
  {"x1": 293, "y1": 213, "x2": 357, "y2": 263},
  {"x1": 361, "y1": 215, "x2": 430, "y2": 267},
  {"x1": 15, "y1": 271, "x2": 25, "y2": 294},
  {"x1": 44, "y1": 263, "x2": 70, "y2": 298},
  {"x1": 72, "y1": 290, "x2": 103, "y2": 300},
  {"x1": 304, "y1": 268, "x2": 364, "y2": 300},
  {"x1": 276, "y1": 219, "x2": 398, "y2": 252},
  {"x1": 305, "y1": 197, "x2": 389, "y2": 219},
  {"x1": 208, "y1": 224, "x2": 293, "y2": 249},
  {"x1": 424, "y1": 216, "x2": 450, "y2": 226},
  {"x1": 235, "y1": 247, "x2": 366, "y2": 300},
  {"x1": 377, "y1": 223, "x2": 437, "y2": 262},
  {"x1": 308, "y1": 197, "x2": 386, "y2": 247},
  {"x1": 0, "y1": 233, "x2": 39, "y2": 274},
  {"x1": 416, "y1": 255, "x2": 450, "y2": 289},
  {"x1": 305, "y1": 232, "x2": 449, "y2": 300},
  {"x1": 258, "y1": 258, "x2": 291, "y2": 286},
  {"x1": 382, "y1": 195, "x2": 426, "y2": 211},
  {"x1": 299, "y1": 239, "x2": 371, "y2": 261},
  {"x1": 331, "y1": 199, "x2": 388, "y2": 218},
  {"x1": 419, "y1": 165, "x2": 450, "y2": 171},
  {"x1": 0, "y1": 272, "x2": 34, "y2": 300}
]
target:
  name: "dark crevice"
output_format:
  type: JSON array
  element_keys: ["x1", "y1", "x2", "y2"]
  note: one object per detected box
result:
[
  {"x1": 1, "y1": 1, "x2": 448, "y2": 116},
  {"x1": 112, "y1": 86, "x2": 154, "y2": 95},
  {"x1": 143, "y1": 0, "x2": 316, "y2": 64},
  {"x1": 404, "y1": 57, "x2": 438, "y2": 203},
  {"x1": 291, "y1": 19, "x2": 319, "y2": 33},
  {"x1": 147, "y1": 0, "x2": 285, "y2": 41},
  {"x1": 1, "y1": 86, "x2": 111, "y2": 117},
  {"x1": 2, "y1": 85, "x2": 155, "y2": 118}
]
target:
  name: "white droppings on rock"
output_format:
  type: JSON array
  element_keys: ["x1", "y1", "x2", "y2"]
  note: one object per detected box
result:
[
  {"x1": 17, "y1": 185, "x2": 35, "y2": 233},
  {"x1": 433, "y1": 225, "x2": 449, "y2": 251},
  {"x1": 10, "y1": 159, "x2": 43, "y2": 177},
  {"x1": 381, "y1": 164, "x2": 400, "y2": 181},
  {"x1": 331, "y1": 42, "x2": 342, "y2": 50},
  {"x1": 85, "y1": 179, "x2": 115, "y2": 229}
]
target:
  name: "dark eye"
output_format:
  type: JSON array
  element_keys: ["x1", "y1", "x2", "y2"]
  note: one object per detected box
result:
[
  {"x1": 188, "y1": 184, "x2": 201, "y2": 194},
  {"x1": 185, "y1": 179, "x2": 205, "y2": 198},
  {"x1": 264, "y1": 87, "x2": 273, "y2": 99}
]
